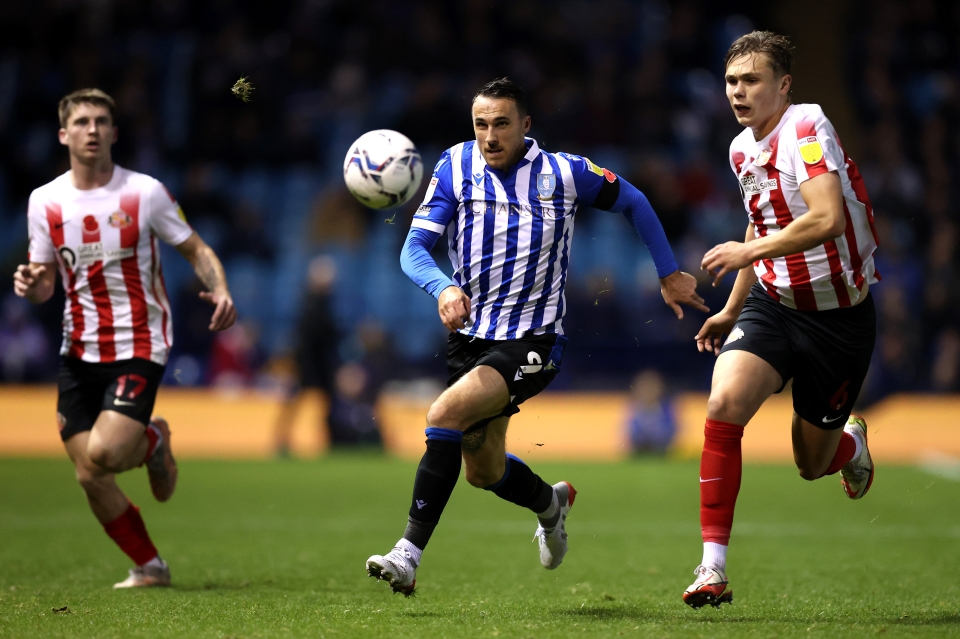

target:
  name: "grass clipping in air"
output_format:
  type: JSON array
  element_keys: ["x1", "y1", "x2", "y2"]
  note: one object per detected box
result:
[
  {"x1": 0, "y1": 456, "x2": 958, "y2": 638},
  {"x1": 231, "y1": 76, "x2": 254, "y2": 102}
]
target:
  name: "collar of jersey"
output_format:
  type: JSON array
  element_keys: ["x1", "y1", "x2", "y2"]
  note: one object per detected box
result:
[{"x1": 754, "y1": 104, "x2": 796, "y2": 146}]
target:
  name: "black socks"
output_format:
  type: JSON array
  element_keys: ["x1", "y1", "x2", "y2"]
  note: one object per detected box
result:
[
  {"x1": 485, "y1": 453, "x2": 554, "y2": 513},
  {"x1": 403, "y1": 427, "x2": 463, "y2": 550}
]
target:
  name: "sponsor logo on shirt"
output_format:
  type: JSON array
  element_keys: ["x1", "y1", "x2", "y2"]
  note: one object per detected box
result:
[
  {"x1": 464, "y1": 199, "x2": 567, "y2": 219},
  {"x1": 415, "y1": 205, "x2": 431, "y2": 217},
  {"x1": 108, "y1": 211, "x2": 134, "y2": 229},
  {"x1": 798, "y1": 136, "x2": 824, "y2": 164},
  {"x1": 77, "y1": 243, "x2": 135, "y2": 266},
  {"x1": 740, "y1": 174, "x2": 778, "y2": 195},
  {"x1": 58, "y1": 246, "x2": 76, "y2": 270}
]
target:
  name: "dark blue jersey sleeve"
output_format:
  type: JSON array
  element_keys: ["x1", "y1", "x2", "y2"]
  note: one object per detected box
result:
[{"x1": 400, "y1": 151, "x2": 458, "y2": 298}]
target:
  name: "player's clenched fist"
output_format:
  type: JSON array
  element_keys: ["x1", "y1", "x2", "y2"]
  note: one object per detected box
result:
[
  {"x1": 13, "y1": 264, "x2": 53, "y2": 302},
  {"x1": 438, "y1": 285, "x2": 471, "y2": 332}
]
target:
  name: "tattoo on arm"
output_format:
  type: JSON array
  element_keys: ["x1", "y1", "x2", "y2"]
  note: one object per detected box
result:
[
  {"x1": 194, "y1": 246, "x2": 227, "y2": 292},
  {"x1": 461, "y1": 426, "x2": 487, "y2": 453}
]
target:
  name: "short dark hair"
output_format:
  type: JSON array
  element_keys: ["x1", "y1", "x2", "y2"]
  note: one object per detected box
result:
[
  {"x1": 473, "y1": 77, "x2": 528, "y2": 118},
  {"x1": 58, "y1": 88, "x2": 116, "y2": 127},
  {"x1": 724, "y1": 31, "x2": 794, "y2": 77}
]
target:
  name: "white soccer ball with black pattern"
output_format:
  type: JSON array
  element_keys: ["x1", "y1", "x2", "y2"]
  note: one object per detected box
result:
[{"x1": 343, "y1": 130, "x2": 423, "y2": 209}]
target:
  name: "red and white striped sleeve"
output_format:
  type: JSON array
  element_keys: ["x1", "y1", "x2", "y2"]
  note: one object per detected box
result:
[
  {"x1": 147, "y1": 180, "x2": 193, "y2": 246},
  {"x1": 26, "y1": 192, "x2": 56, "y2": 264},
  {"x1": 790, "y1": 112, "x2": 845, "y2": 184}
]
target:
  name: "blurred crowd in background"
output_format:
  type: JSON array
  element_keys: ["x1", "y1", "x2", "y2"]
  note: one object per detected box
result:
[{"x1": 1, "y1": 0, "x2": 958, "y2": 436}]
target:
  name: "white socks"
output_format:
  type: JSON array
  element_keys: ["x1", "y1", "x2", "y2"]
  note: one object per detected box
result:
[
  {"x1": 851, "y1": 430, "x2": 864, "y2": 462},
  {"x1": 702, "y1": 542, "x2": 727, "y2": 573},
  {"x1": 395, "y1": 538, "x2": 422, "y2": 568}
]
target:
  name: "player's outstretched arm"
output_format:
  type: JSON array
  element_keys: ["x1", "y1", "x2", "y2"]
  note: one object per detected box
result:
[
  {"x1": 702, "y1": 172, "x2": 845, "y2": 287},
  {"x1": 605, "y1": 176, "x2": 709, "y2": 319},
  {"x1": 696, "y1": 224, "x2": 758, "y2": 355},
  {"x1": 175, "y1": 232, "x2": 237, "y2": 331},
  {"x1": 13, "y1": 263, "x2": 56, "y2": 304}
]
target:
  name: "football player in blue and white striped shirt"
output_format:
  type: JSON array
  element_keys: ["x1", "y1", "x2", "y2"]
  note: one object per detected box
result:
[{"x1": 366, "y1": 78, "x2": 708, "y2": 596}]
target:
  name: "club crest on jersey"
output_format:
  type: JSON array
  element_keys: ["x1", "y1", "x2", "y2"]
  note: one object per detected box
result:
[
  {"x1": 798, "y1": 136, "x2": 824, "y2": 164},
  {"x1": 755, "y1": 149, "x2": 772, "y2": 166},
  {"x1": 537, "y1": 173, "x2": 556, "y2": 200},
  {"x1": 108, "y1": 211, "x2": 133, "y2": 229},
  {"x1": 740, "y1": 174, "x2": 778, "y2": 195}
]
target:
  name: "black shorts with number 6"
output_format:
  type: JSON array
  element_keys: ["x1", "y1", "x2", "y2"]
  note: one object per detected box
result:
[
  {"x1": 446, "y1": 332, "x2": 567, "y2": 420},
  {"x1": 57, "y1": 356, "x2": 165, "y2": 442},
  {"x1": 719, "y1": 283, "x2": 876, "y2": 430}
]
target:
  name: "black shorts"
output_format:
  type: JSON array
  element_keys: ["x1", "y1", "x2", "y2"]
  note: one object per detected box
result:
[
  {"x1": 446, "y1": 332, "x2": 567, "y2": 420},
  {"x1": 720, "y1": 284, "x2": 876, "y2": 430},
  {"x1": 57, "y1": 356, "x2": 165, "y2": 442}
]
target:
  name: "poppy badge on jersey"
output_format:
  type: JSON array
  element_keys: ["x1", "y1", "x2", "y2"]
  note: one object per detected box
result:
[
  {"x1": 797, "y1": 136, "x2": 824, "y2": 164},
  {"x1": 537, "y1": 173, "x2": 556, "y2": 200}
]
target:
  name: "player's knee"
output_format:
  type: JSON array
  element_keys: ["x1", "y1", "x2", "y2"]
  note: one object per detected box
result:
[
  {"x1": 87, "y1": 441, "x2": 124, "y2": 472},
  {"x1": 426, "y1": 400, "x2": 462, "y2": 431},
  {"x1": 706, "y1": 391, "x2": 739, "y2": 423}
]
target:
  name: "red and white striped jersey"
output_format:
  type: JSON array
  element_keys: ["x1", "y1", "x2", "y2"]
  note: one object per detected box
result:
[
  {"x1": 27, "y1": 166, "x2": 194, "y2": 365},
  {"x1": 729, "y1": 103, "x2": 879, "y2": 311}
]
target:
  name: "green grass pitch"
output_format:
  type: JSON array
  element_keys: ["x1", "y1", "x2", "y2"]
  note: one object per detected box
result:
[{"x1": 1, "y1": 454, "x2": 958, "y2": 638}]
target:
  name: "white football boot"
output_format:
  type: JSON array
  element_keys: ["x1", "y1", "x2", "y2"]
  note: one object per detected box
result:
[
  {"x1": 113, "y1": 559, "x2": 171, "y2": 589},
  {"x1": 682, "y1": 564, "x2": 733, "y2": 609},
  {"x1": 840, "y1": 414, "x2": 875, "y2": 499},
  {"x1": 366, "y1": 547, "x2": 417, "y2": 597},
  {"x1": 533, "y1": 481, "x2": 577, "y2": 570}
]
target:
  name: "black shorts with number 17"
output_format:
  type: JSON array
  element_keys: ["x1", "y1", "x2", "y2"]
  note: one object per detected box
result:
[
  {"x1": 719, "y1": 283, "x2": 876, "y2": 430},
  {"x1": 57, "y1": 356, "x2": 165, "y2": 442}
]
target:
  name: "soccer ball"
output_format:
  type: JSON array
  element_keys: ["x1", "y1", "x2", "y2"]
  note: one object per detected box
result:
[{"x1": 343, "y1": 130, "x2": 423, "y2": 209}]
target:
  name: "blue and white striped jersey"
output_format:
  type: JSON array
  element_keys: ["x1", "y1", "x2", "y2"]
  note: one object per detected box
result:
[{"x1": 410, "y1": 138, "x2": 617, "y2": 340}]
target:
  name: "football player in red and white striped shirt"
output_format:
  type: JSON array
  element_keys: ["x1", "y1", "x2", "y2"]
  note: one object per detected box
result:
[
  {"x1": 13, "y1": 89, "x2": 236, "y2": 588},
  {"x1": 681, "y1": 32, "x2": 879, "y2": 608}
]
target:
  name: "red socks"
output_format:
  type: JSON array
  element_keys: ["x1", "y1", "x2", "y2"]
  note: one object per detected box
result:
[
  {"x1": 822, "y1": 431, "x2": 856, "y2": 476},
  {"x1": 103, "y1": 503, "x2": 158, "y2": 565},
  {"x1": 699, "y1": 419, "x2": 744, "y2": 546}
]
